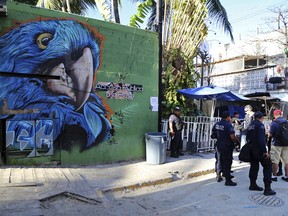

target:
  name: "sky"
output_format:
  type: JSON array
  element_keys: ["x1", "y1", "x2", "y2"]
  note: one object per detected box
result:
[
  {"x1": 85, "y1": 1, "x2": 141, "y2": 27},
  {"x1": 86, "y1": 0, "x2": 287, "y2": 45},
  {"x1": 207, "y1": 0, "x2": 288, "y2": 44}
]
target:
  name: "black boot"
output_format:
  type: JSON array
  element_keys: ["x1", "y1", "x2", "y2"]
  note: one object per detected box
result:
[
  {"x1": 216, "y1": 173, "x2": 223, "y2": 182},
  {"x1": 263, "y1": 183, "x2": 276, "y2": 196},
  {"x1": 249, "y1": 181, "x2": 263, "y2": 191},
  {"x1": 277, "y1": 161, "x2": 283, "y2": 176},
  {"x1": 170, "y1": 152, "x2": 179, "y2": 158},
  {"x1": 225, "y1": 179, "x2": 237, "y2": 186},
  {"x1": 222, "y1": 174, "x2": 234, "y2": 179}
]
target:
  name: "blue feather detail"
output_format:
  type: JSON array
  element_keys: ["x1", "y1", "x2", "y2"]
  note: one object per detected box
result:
[{"x1": 0, "y1": 20, "x2": 112, "y2": 151}]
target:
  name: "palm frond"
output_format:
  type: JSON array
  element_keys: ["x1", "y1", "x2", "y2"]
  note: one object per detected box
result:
[
  {"x1": 36, "y1": 0, "x2": 95, "y2": 14},
  {"x1": 206, "y1": 0, "x2": 234, "y2": 42},
  {"x1": 166, "y1": 0, "x2": 208, "y2": 58},
  {"x1": 36, "y1": 0, "x2": 62, "y2": 11},
  {"x1": 146, "y1": 1, "x2": 157, "y2": 30},
  {"x1": 129, "y1": 0, "x2": 154, "y2": 28}
]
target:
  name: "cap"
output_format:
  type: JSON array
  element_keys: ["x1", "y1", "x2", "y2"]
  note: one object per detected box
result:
[
  {"x1": 254, "y1": 111, "x2": 263, "y2": 119},
  {"x1": 273, "y1": 109, "x2": 282, "y2": 116},
  {"x1": 174, "y1": 106, "x2": 181, "y2": 111},
  {"x1": 221, "y1": 111, "x2": 230, "y2": 119},
  {"x1": 233, "y1": 111, "x2": 239, "y2": 115}
]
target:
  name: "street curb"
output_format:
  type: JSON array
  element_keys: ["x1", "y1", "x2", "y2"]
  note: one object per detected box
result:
[
  {"x1": 102, "y1": 177, "x2": 175, "y2": 194},
  {"x1": 101, "y1": 168, "x2": 215, "y2": 194},
  {"x1": 101, "y1": 163, "x2": 250, "y2": 194}
]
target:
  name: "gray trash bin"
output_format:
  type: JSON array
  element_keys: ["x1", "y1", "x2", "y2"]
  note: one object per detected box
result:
[{"x1": 145, "y1": 132, "x2": 167, "y2": 164}]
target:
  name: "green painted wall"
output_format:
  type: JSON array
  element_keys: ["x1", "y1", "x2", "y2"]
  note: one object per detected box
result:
[{"x1": 0, "y1": 1, "x2": 159, "y2": 165}]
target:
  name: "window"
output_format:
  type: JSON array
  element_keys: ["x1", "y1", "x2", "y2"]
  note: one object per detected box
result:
[{"x1": 244, "y1": 57, "x2": 266, "y2": 69}]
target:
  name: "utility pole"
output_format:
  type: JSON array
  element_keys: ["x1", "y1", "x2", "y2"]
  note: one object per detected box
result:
[
  {"x1": 199, "y1": 56, "x2": 204, "y2": 112},
  {"x1": 198, "y1": 50, "x2": 209, "y2": 112},
  {"x1": 157, "y1": 0, "x2": 163, "y2": 132}
]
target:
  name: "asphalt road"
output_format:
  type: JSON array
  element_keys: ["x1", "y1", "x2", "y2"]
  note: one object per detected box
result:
[
  {"x1": 1, "y1": 160, "x2": 288, "y2": 216},
  {"x1": 41, "y1": 166, "x2": 288, "y2": 216}
]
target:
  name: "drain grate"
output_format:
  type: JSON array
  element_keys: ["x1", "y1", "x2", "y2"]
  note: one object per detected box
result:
[{"x1": 249, "y1": 193, "x2": 284, "y2": 207}]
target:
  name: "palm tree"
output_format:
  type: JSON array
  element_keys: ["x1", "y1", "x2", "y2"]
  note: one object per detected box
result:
[
  {"x1": 135, "y1": 0, "x2": 209, "y2": 58},
  {"x1": 16, "y1": 0, "x2": 37, "y2": 5},
  {"x1": 93, "y1": 0, "x2": 122, "y2": 22},
  {"x1": 206, "y1": 0, "x2": 234, "y2": 42},
  {"x1": 130, "y1": 0, "x2": 234, "y2": 46},
  {"x1": 16, "y1": 0, "x2": 233, "y2": 42},
  {"x1": 32, "y1": 0, "x2": 131, "y2": 24},
  {"x1": 112, "y1": 0, "x2": 121, "y2": 23},
  {"x1": 128, "y1": 0, "x2": 233, "y2": 116},
  {"x1": 34, "y1": 0, "x2": 96, "y2": 14}
]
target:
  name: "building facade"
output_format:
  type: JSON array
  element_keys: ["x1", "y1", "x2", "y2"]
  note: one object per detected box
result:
[{"x1": 197, "y1": 30, "x2": 288, "y2": 117}]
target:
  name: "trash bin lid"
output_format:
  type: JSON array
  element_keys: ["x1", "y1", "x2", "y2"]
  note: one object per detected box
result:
[
  {"x1": 145, "y1": 132, "x2": 168, "y2": 141},
  {"x1": 145, "y1": 132, "x2": 167, "y2": 137}
]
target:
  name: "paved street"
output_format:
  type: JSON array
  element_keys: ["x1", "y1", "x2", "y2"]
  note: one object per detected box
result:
[
  {"x1": 109, "y1": 166, "x2": 288, "y2": 216},
  {"x1": 0, "y1": 152, "x2": 287, "y2": 215}
]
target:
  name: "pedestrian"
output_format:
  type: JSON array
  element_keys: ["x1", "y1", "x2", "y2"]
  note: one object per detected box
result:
[
  {"x1": 277, "y1": 161, "x2": 283, "y2": 176},
  {"x1": 267, "y1": 126, "x2": 283, "y2": 177},
  {"x1": 168, "y1": 106, "x2": 184, "y2": 158},
  {"x1": 213, "y1": 111, "x2": 240, "y2": 186},
  {"x1": 269, "y1": 109, "x2": 288, "y2": 182},
  {"x1": 246, "y1": 111, "x2": 276, "y2": 196},
  {"x1": 240, "y1": 105, "x2": 254, "y2": 150},
  {"x1": 232, "y1": 111, "x2": 242, "y2": 151}
]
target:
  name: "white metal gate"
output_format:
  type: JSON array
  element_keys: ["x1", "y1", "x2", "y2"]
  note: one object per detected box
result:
[{"x1": 161, "y1": 116, "x2": 221, "y2": 153}]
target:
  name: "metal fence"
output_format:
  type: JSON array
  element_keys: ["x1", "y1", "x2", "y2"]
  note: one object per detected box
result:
[
  {"x1": 161, "y1": 116, "x2": 221, "y2": 153},
  {"x1": 162, "y1": 116, "x2": 273, "y2": 153}
]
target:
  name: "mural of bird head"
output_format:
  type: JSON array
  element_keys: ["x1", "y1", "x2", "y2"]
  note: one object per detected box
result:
[{"x1": 0, "y1": 19, "x2": 112, "y2": 152}]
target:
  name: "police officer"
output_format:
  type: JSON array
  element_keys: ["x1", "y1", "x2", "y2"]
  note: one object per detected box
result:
[
  {"x1": 246, "y1": 111, "x2": 276, "y2": 196},
  {"x1": 169, "y1": 106, "x2": 184, "y2": 158},
  {"x1": 214, "y1": 111, "x2": 240, "y2": 186}
]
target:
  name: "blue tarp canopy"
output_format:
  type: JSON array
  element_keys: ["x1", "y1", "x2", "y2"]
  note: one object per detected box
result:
[
  {"x1": 177, "y1": 85, "x2": 249, "y2": 101},
  {"x1": 177, "y1": 85, "x2": 250, "y2": 117}
]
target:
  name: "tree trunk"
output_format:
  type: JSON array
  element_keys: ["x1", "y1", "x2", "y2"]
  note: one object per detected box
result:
[{"x1": 112, "y1": 0, "x2": 120, "y2": 23}]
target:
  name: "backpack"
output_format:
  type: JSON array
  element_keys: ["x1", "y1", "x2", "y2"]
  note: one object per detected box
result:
[{"x1": 275, "y1": 120, "x2": 288, "y2": 145}]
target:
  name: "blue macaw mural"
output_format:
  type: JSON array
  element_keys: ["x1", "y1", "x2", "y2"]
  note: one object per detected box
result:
[{"x1": 0, "y1": 19, "x2": 112, "y2": 153}]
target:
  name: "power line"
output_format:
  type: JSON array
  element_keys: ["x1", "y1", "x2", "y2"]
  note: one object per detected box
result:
[
  {"x1": 207, "y1": 0, "x2": 287, "y2": 42},
  {"x1": 229, "y1": 0, "x2": 287, "y2": 24},
  {"x1": 226, "y1": 0, "x2": 278, "y2": 20}
]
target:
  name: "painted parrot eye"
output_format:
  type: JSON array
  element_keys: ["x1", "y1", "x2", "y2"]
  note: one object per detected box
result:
[{"x1": 36, "y1": 33, "x2": 53, "y2": 49}]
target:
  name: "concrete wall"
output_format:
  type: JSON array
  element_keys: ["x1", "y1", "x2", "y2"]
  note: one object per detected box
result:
[{"x1": 0, "y1": 1, "x2": 159, "y2": 165}]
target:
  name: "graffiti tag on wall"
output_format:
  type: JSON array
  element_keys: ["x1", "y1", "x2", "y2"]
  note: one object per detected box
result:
[
  {"x1": 6, "y1": 120, "x2": 54, "y2": 157},
  {"x1": 96, "y1": 82, "x2": 143, "y2": 99}
]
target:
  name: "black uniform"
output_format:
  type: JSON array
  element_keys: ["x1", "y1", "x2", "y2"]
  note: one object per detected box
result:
[
  {"x1": 213, "y1": 119, "x2": 235, "y2": 180},
  {"x1": 246, "y1": 119, "x2": 272, "y2": 186},
  {"x1": 169, "y1": 113, "x2": 184, "y2": 156}
]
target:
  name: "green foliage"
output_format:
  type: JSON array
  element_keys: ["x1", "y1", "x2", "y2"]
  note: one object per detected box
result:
[
  {"x1": 15, "y1": 0, "x2": 38, "y2": 5},
  {"x1": 16, "y1": 0, "x2": 97, "y2": 15},
  {"x1": 129, "y1": 0, "x2": 153, "y2": 28},
  {"x1": 162, "y1": 48, "x2": 200, "y2": 118}
]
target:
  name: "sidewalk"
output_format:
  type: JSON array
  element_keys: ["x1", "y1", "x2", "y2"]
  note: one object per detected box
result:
[
  {"x1": 2, "y1": 151, "x2": 287, "y2": 216},
  {"x1": 0, "y1": 151, "x2": 251, "y2": 216},
  {"x1": 0, "y1": 151, "x2": 247, "y2": 199}
]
